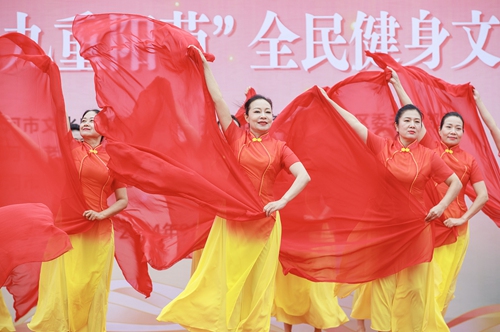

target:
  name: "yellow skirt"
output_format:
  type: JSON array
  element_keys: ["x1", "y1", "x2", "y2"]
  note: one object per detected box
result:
[
  {"x1": 433, "y1": 227, "x2": 469, "y2": 315},
  {"x1": 158, "y1": 215, "x2": 282, "y2": 332},
  {"x1": 371, "y1": 262, "x2": 448, "y2": 332},
  {"x1": 272, "y1": 266, "x2": 348, "y2": 328},
  {"x1": 0, "y1": 292, "x2": 15, "y2": 332},
  {"x1": 351, "y1": 282, "x2": 372, "y2": 320},
  {"x1": 28, "y1": 220, "x2": 114, "y2": 332}
]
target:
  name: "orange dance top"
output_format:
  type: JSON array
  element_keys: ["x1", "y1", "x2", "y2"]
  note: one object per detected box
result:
[
  {"x1": 224, "y1": 122, "x2": 300, "y2": 205},
  {"x1": 72, "y1": 140, "x2": 124, "y2": 214},
  {"x1": 367, "y1": 131, "x2": 453, "y2": 206},
  {"x1": 421, "y1": 134, "x2": 483, "y2": 234}
]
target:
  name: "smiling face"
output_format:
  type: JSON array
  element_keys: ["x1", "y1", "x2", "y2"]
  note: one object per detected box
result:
[
  {"x1": 395, "y1": 109, "x2": 422, "y2": 145},
  {"x1": 244, "y1": 98, "x2": 273, "y2": 137},
  {"x1": 80, "y1": 110, "x2": 102, "y2": 141},
  {"x1": 439, "y1": 115, "x2": 464, "y2": 146}
]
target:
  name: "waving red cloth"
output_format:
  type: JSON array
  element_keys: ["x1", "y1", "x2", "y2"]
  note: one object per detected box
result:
[
  {"x1": 0, "y1": 32, "x2": 89, "y2": 234},
  {"x1": 0, "y1": 32, "x2": 87, "y2": 319},
  {"x1": 73, "y1": 14, "x2": 267, "y2": 221},
  {"x1": 73, "y1": 14, "x2": 273, "y2": 296},
  {"x1": 73, "y1": 13, "x2": 440, "y2": 288},
  {"x1": 273, "y1": 86, "x2": 434, "y2": 282},
  {"x1": 366, "y1": 51, "x2": 500, "y2": 228},
  {"x1": 321, "y1": 66, "x2": 457, "y2": 247},
  {"x1": 0, "y1": 204, "x2": 71, "y2": 320},
  {"x1": 112, "y1": 188, "x2": 214, "y2": 296}
]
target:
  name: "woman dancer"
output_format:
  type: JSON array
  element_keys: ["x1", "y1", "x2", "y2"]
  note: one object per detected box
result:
[
  {"x1": 388, "y1": 71, "x2": 488, "y2": 315},
  {"x1": 319, "y1": 82, "x2": 462, "y2": 331},
  {"x1": 28, "y1": 109, "x2": 128, "y2": 332},
  {"x1": 157, "y1": 46, "x2": 310, "y2": 331},
  {"x1": 424, "y1": 112, "x2": 487, "y2": 314}
]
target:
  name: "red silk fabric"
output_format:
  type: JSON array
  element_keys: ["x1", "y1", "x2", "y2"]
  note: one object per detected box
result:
[
  {"x1": 73, "y1": 13, "x2": 439, "y2": 290},
  {"x1": 73, "y1": 14, "x2": 265, "y2": 223},
  {"x1": 272, "y1": 86, "x2": 434, "y2": 282},
  {"x1": 0, "y1": 204, "x2": 71, "y2": 320},
  {"x1": 0, "y1": 32, "x2": 90, "y2": 234},
  {"x1": 112, "y1": 189, "x2": 215, "y2": 296},
  {"x1": 73, "y1": 14, "x2": 273, "y2": 296},
  {"x1": 322, "y1": 67, "x2": 457, "y2": 247},
  {"x1": 366, "y1": 51, "x2": 500, "y2": 228},
  {"x1": 0, "y1": 33, "x2": 83, "y2": 319}
]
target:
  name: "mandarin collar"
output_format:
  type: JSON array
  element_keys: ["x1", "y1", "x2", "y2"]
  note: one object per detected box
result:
[
  {"x1": 247, "y1": 130, "x2": 270, "y2": 142},
  {"x1": 83, "y1": 141, "x2": 102, "y2": 154},
  {"x1": 439, "y1": 140, "x2": 461, "y2": 153},
  {"x1": 396, "y1": 137, "x2": 419, "y2": 151}
]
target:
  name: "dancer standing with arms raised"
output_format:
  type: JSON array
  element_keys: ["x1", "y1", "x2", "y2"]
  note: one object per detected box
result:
[
  {"x1": 319, "y1": 81, "x2": 462, "y2": 331},
  {"x1": 388, "y1": 70, "x2": 488, "y2": 316},
  {"x1": 157, "y1": 46, "x2": 310, "y2": 331}
]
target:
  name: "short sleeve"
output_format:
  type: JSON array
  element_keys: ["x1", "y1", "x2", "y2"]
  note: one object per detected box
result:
[
  {"x1": 430, "y1": 152, "x2": 454, "y2": 184},
  {"x1": 281, "y1": 144, "x2": 300, "y2": 174},
  {"x1": 470, "y1": 158, "x2": 484, "y2": 184},
  {"x1": 111, "y1": 179, "x2": 126, "y2": 191},
  {"x1": 223, "y1": 121, "x2": 245, "y2": 144},
  {"x1": 366, "y1": 131, "x2": 386, "y2": 154}
]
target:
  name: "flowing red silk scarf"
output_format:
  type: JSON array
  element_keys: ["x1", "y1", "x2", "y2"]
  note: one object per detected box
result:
[
  {"x1": 366, "y1": 51, "x2": 500, "y2": 229},
  {"x1": 0, "y1": 33, "x2": 74, "y2": 319},
  {"x1": 325, "y1": 64, "x2": 459, "y2": 247},
  {"x1": 72, "y1": 13, "x2": 439, "y2": 292},
  {"x1": 0, "y1": 204, "x2": 71, "y2": 320}
]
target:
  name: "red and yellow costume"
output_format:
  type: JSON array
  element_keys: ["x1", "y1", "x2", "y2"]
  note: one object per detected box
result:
[
  {"x1": 158, "y1": 123, "x2": 299, "y2": 331},
  {"x1": 367, "y1": 132, "x2": 452, "y2": 332},
  {"x1": 73, "y1": 14, "x2": 448, "y2": 296},
  {"x1": 28, "y1": 141, "x2": 124, "y2": 332},
  {"x1": 1, "y1": 33, "x2": 82, "y2": 321},
  {"x1": 71, "y1": 16, "x2": 499, "y2": 332},
  {"x1": 273, "y1": 266, "x2": 348, "y2": 329},
  {"x1": 421, "y1": 135, "x2": 483, "y2": 315}
]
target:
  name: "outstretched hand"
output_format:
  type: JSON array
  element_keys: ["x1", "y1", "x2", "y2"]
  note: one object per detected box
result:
[
  {"x1": 318, "y1": 86, "x2": 330, "y2": 99},
  {"x1": 472, "y1": 88, "x2": 481, "y2": 102},
  {"x1": 188, "y1": 44, "x2": 208, "y2": 64},
  {"x1": 387, "y1": 66, "x2": 401, "y2": 86}
]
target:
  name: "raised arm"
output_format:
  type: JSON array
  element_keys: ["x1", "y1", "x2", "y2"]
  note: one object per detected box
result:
[
  {"x1": 387, "y1": 67, "x2": 413, "y2": 106},
  {"x1": 319, "y1": 87, "x2": 368, "y2": 143},
  {"x1": 189, "y1": 45, "x2": 233, "y2": 131},
  {"x1": 263, "y1": 162, "x2": 311, "y2": 217},
  {"x1": 387, "y1": 67, "x2": 426, "y2": 140},
  {"x1": 474, "y1": 89, "x2": 500, "y2": 153}
]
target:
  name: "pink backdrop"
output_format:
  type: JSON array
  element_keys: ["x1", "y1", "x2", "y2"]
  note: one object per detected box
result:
[{"x1": 1, "y1": 1, "x2": 499, "y2": 331}]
